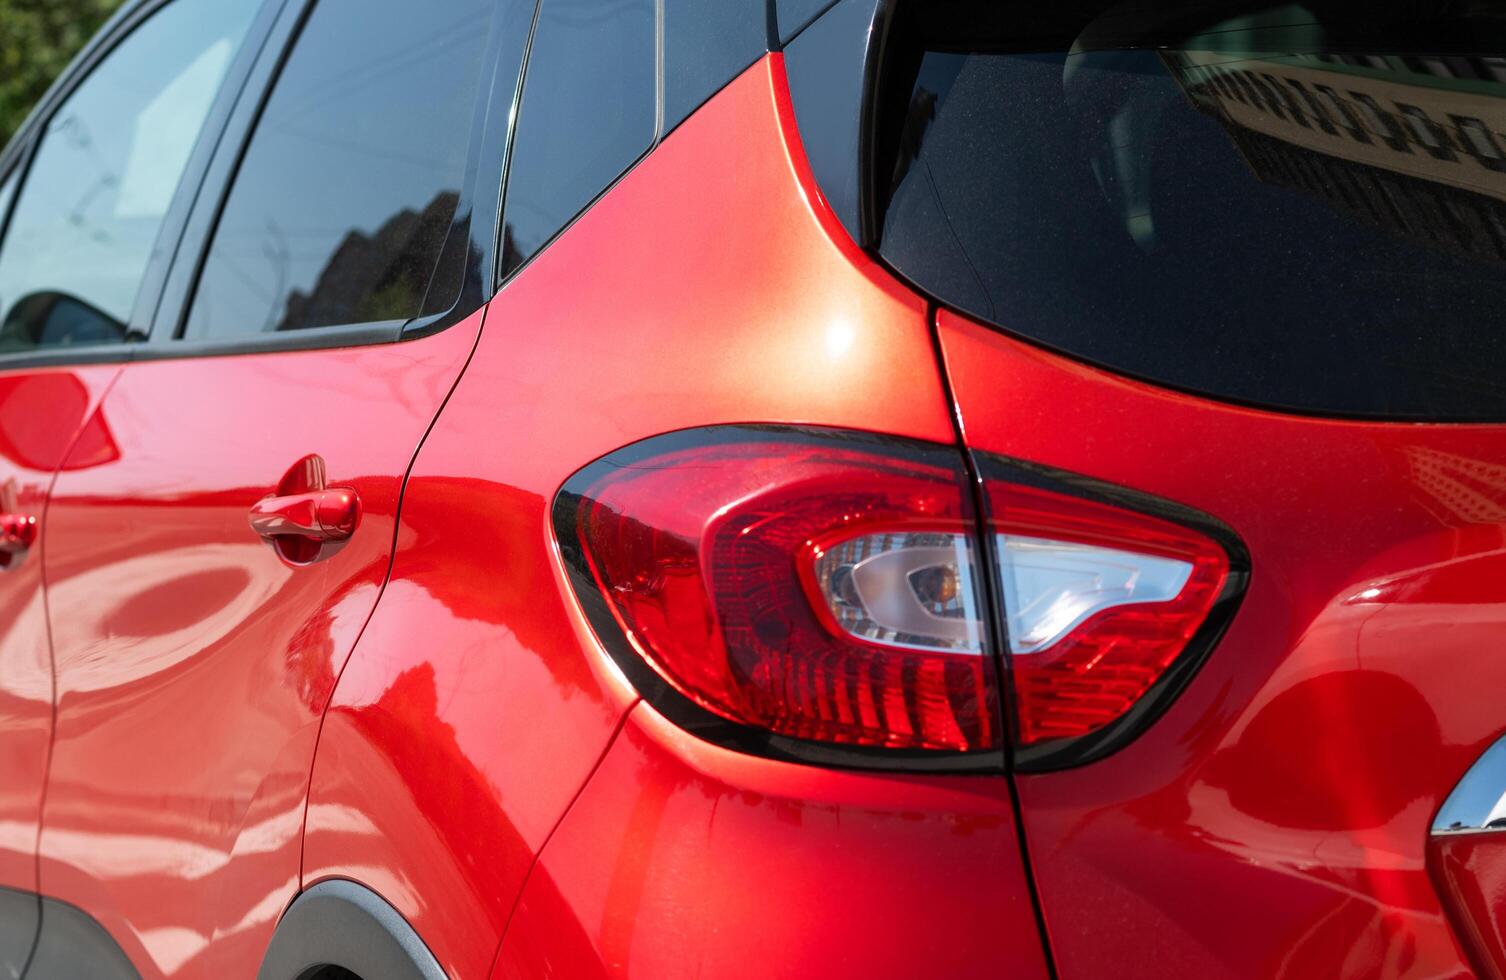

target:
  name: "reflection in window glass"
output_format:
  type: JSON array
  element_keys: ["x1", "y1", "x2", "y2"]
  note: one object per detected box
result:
[
  {"x1": 502, "y1": 0, "x2": 656, "y2": 272},
  {"x1": 0, "y1": 0, "x2": 257, "y2": 352},
  {"x1": 185, "y1": 0, "x2": 496, "y2": 338},
  {"x1": 880, "y1": 44, "x2": 1506, "y2": 420}
]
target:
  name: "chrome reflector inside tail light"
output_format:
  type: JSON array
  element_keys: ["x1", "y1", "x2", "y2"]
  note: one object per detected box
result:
[{"x1": 808, "y1": 531, "x2": 985, "y2": 654}]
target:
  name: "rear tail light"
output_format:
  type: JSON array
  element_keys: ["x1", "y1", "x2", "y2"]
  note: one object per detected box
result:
[
  {"x1": 985, "y1": 478, "x2": 1234, "y2": 755},
  {"x1": 554, "y1": 427, "x2": 999, "y2": 763},
  {"x1": 554, "y1": 427, "x2": 1244, "y2": 771}
]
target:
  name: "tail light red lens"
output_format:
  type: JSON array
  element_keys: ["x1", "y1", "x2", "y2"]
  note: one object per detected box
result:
[
  {"x1": 555, "y1": 428, "x2": 999, "y2": 759},
  {"x1": 984, "y1": 479, "x2": 1232, "y2": 749},
  {"x1": 555, "y1": 428, "x2": 1244, "y2": 770}
]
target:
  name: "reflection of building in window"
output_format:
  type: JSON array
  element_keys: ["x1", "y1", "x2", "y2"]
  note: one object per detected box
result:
[
  {"x1": 1168, "y1": 52, "x2": 1506, "y2": 263},
  {"x1": 276, "y1": 190, "x2": 460, "y2": 332}
]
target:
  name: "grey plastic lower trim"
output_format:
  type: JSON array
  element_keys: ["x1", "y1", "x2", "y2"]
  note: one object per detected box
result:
[
  {"x1": 0, "y1": 887, "x2": 36, "y2": 980},
  {"x1": 257, "y1": 880, "x2": 446, "y2": 980},
  {"x1": 26, "y1": 894, "x2": 138, "y2": 980}
]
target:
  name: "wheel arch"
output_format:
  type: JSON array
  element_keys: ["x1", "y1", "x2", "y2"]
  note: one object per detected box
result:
[{"x1": 257, "y1": 879, "x2": 446, "y2": 980}]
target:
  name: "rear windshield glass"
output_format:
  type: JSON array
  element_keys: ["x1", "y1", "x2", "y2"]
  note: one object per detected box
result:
[{"x1": 878, "y1": 2, "x2": 1506, "y2": 420}]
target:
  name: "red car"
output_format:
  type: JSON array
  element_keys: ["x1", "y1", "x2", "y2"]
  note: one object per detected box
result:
[{"x1": 1, "y1": 0, "x2": 1505, "y2": 976}]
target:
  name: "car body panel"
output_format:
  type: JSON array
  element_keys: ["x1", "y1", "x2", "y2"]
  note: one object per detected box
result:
[
  {"x1": 939, "y1": 309, "x2": 1506, "y2": 978},
  {"x1": 1432, "y1": 833, "x2": 1506, "y2": 979},
  {"x1": 3, "y1": 0, "x2": 1502, "y2": 973},
  {"x1": 36, "y1": 309, "x2": 481, "y2": 978},
  {"x1": 301, "y1": 53, "x2": 983, "y2": 978},
  {"x1": 0, "y1": 364, "x2": 120, "y2": 974},
  {"x1": 494, "y1": 702, "x2": 1050, "y2": 980}
]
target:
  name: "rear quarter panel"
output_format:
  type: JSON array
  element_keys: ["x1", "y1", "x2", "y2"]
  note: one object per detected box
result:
[
  {"x1": 302, "y1": 54, "x2": 1020, "y2": 979},
  {"x1": 494, "y1": 702, "x2": 1048, "y2": 980},
  {"x1": 941, "y1": 310, "x2": 1506, "y2": 979}
]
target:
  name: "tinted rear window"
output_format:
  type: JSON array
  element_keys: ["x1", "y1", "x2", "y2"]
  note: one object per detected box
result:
[{"x1": 877, "y1": 3, "x2": 1506, "y2": 420}]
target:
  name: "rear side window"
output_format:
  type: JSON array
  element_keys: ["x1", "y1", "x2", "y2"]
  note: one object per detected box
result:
[
  {"x1": 873, "y1": 4, "x2": 1506, "y2": 420},
  {"x1": 184, "y1": 0, "x2": 498, "y2": 339},
  {"x1": 0, "y1": 0, "x2": 257, "y2": 353},
  {"x1": 501, "y1": 0, "x2": 657, "y2": 272}
]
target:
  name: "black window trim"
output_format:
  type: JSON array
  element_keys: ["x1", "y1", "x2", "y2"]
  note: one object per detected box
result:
[
  {"x1": 410, "y1": 0, "x2": 543, "y2": 341},
  {"x1": 0, "y1": 0, "x2": 287, "y2": 370},
  {"x1": 147, "y1": 0, "x2": 533, "y2": 362},
  {"x1": 0, "y1": 141, "x2": 31, "y2": 276},
  {"x1": 488, "y1": 0, "x2": 544, "y2": 294}
]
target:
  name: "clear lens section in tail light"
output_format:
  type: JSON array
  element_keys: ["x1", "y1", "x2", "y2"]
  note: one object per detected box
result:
[
  {"x1": 997, "y1": 535, "x2": 1193, "y2": 655},
  {"x1": 984, "y1": 476, "x2": 1237, "y2": 753},
  {"x1": 554, "y1": 427, "x2": 1000, "y2": 762}
]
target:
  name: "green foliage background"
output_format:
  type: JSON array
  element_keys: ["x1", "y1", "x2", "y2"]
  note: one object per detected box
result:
[{"x1": 0, "y1": 0, "x2": 127, "y2": 148}]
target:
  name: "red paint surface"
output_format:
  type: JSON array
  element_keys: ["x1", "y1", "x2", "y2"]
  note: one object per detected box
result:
[
  {"x1": 302, "y1": 55, "x2": 990, "y2": 977},
  {"x1": 494, "y1": 702, "x2": 1050, "y2": 980},
  {"x1": 1431, "y1": 834, "x2": 1506, "y2": 980},
  {"x1": 940, "y1": 309, "x2": 1506, "y2": 978},
  {"x1": 0, "y1": 366, "x2": 118, "y2": 895},
  {"x1": 37, "y1": 310, "x2": 480, "y2": 978}
]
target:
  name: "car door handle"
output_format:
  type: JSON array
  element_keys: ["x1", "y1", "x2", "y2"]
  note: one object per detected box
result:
[
  {"x1": 0, "y1": 513, "x2": 37, "y2": 554},
  {"x1": 248, "y1": 489, "x2": 359, "y2": 543}
]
